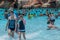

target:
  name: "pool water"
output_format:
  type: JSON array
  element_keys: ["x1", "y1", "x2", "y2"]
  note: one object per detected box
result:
[{"x1": 0, "y1": 8, "x2": 60, "y2": 40}]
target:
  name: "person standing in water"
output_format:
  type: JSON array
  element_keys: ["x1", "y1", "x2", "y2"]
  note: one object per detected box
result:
[
  {"x1": 6, "y1": 11, "x2": 17, "y2": 38},
  {"x1": 47, "y1": 13, "x2": 57, "y2": 30},
  {"x1": 17, "y1": 15, "x2": 26, "y2": 40}
]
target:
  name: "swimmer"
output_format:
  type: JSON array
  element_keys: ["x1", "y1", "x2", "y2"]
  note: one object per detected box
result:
[
  {"x1": 47, "y1": 13, "x2": 57, "y2": 30},
  {"x1": 17, "y1": 15, "x2": 26, "y2": 40},
  {"x1": 50, "y1": 13, "x2": 55, "y2": 25},
  {"x1": 6, "y1": 11, "x2": 17, "y2": 38}
]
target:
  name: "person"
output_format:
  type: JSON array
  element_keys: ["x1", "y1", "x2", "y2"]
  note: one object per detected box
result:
[
  {"x1": 23, "y1": 0, "x2": 43, "y2": 8},
  {"x1": 56, "y1": 0, "x2": 60, "y2": 7},
  {"x1": 4, "y1": 10, "x2": 9, "y2": 19},
  {"x1": 49, "y1": 13, "x2": 55, "y2": 25},
  {"x1": 47, "y1": 13, "x2": 57, "y2": 30},
  {"x1": 48, "y1": 0, "x2": 56, "y2": 8},
  {"x1": 42, "y1": 0, "x2": 50, "y2": 7},
  {"x1": 0, "y1": 0, "x2": 4, "y2": 7},
  {"x1": 17, "y1": 15, "x2": 26, "y2": 40},
  {"x1": 6, "y1": 11, "x2": 17, "y2": 38},
  {"x1": 8, "y1": 0, "x2": 18, "y2": 8},
  {"x1": 28, "y1": 13, "x2": 33, "y2": 19},
  {"x1": 47, "y1": 13, "x2": 55, "y2": 25}
]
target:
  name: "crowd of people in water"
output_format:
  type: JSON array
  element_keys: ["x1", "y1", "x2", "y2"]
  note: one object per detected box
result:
[
  {"x1": 0, "y1": 0, "x2": 60, "y2": 40},
  {"x1": 1, "y1": 7, "x2": 60, "y2": 40}
]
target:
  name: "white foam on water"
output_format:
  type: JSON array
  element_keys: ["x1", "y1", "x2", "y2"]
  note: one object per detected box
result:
[
  {"x1": 0, "y1": 30, "x2": 41, "y2": 40},
  {"x1": 0, "y1": 35, "x2": 8, "y2": 40},
  {"x1": 0, "y1": 35, "x2": 16, "y2": 40},
  {"x1": 26, "y1": 31, "x2": 41, "y2": 39}
]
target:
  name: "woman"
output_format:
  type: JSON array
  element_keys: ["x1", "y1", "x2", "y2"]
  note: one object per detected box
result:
[
  {"x1": 6, "y1": 11, "x2": 17, "y2": 38},
  {"x1": 17, "y1": 15, "x2": 26, "y2": 40}
]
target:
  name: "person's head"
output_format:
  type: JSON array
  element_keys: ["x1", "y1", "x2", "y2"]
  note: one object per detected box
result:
[
  {"x1": 19, "y1": 15, "x2": 23, "y2": 20},
  {"x1": 10, "y1": 11, "x2": 14, "y2": 15}
]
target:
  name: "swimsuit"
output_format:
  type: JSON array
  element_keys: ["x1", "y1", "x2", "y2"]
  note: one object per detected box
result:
[
  {"x1": 18, "y1": 20, "x2": 25, "y2": 32},
  {"x1": 8, "y1": 20, "x2": 15, "y2": 31}
]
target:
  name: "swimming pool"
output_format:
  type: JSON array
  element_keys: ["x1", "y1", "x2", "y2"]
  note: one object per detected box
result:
[{"x1": 0, "y1": 8, "x2": 60, "y2": 40}]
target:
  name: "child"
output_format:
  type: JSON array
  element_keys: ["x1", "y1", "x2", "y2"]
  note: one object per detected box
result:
[
  {"x1": 6, "y1": 11, "x2": 17, "y2": 38},
  {"x1": 17, "y1": 15, "x2": 26, "y2": 40}
]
